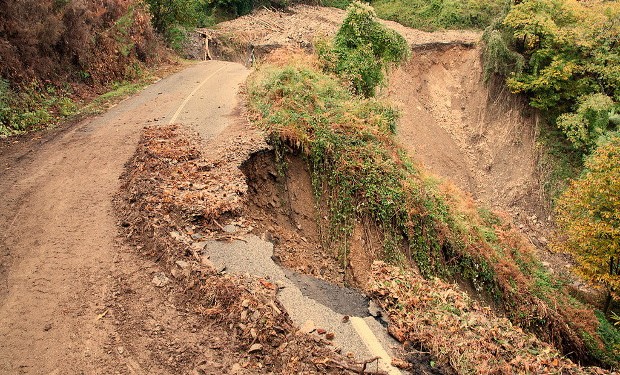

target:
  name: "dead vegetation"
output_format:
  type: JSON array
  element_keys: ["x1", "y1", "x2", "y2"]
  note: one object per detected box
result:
[
  {"x1": 370, "y1": 262, "x2": 609, "y2": 375},
  {"x1": 0, "y1": 0, "x2": 162, "y2": 86},
  {"x1": 190, "y1": 5, "x2": 480, "y2": 65}
]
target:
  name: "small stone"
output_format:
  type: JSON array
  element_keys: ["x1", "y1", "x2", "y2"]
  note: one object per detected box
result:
[
  {"x1": 298, "y1": 320, "x2": 315, "y2": 334},
  {"x1": 342, "y1": 316, "x2": 350, "y2": 323},
  {"x1": 191, "y1": 241, "x2": 208, "y2": 251},
  {"x1": 250, "y1": 328, "x2": 257, "y2": 339},
  {"x1": 222, "y1": 224, "x2": 238, "y2": 233},
  {"x1": 117, "y1": 346, "x2": 125, "y2": 355},
  {"x1": 368, "y1": 300, "x2": 383, "y2": 317},
  {"x1": 241, "y1": 299, "x2": 250, "y2": 308},
  {"x1": 248, "y1": 343, "x2": 263, "y2": 353},
  {"x1": 169, "y1": 231, "x2": 183, "y2": 241},
  {"x1": 325, "y1": 332, "x2": 335, "y2": 340},
  {"x1": 201, "y1": 258, "x2": 215, "y2": 269},
  {"x1": 190, "y1": 233, "x2": 204, "y2": 240},
  {"x1": 152, "y1": 273, "x2": 170, "y2": 287},
  {"x1": 391, "y1": 357, "x2": 411, "y2": 370},
  {"x1": 231, "y1": 363, "x2": 242, "y2": 373},
  {"x1": 43, "y1": 323, "x2": 53, "y2": 331},
  {"x1": 317, "y1": 328, "x2": 326, "y2": 335}
]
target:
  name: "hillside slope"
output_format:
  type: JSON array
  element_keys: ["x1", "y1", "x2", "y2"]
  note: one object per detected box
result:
[{"x1": 389, "y1": 45, "x2": 546, "y2": 221}]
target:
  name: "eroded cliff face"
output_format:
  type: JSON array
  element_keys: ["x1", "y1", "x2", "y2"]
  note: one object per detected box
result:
[{"x1": 389, "y1": 44, "x2": 547, "y2": 222}]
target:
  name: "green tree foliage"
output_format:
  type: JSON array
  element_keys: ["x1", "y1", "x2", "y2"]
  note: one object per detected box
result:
[
  {"x1": 317, "y1": 1, "x2": 409, "y2": 97},
  {"x1": 484, "y1": 0, "x2": 620, "y2": 151},
  {"x1": 145, "y1": 0, "x2": 201, "y2": 48},
  {"x1": 557, "y1": 93, "x2": 617, "y2": 151},
  {"x1": 371, "y1": 0, "x2": 507, "y2": 31},
  {"x1": 504, "y1": 0, "x2": 620, "y2": 111},
  {"x1": 555, "y1": 135, "x2": 620, "y2": 313}
]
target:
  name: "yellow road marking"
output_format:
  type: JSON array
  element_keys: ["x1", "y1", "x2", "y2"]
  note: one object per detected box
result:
[
  {"x1": 168, "y1": 64, "x2": 227, "y2": 125},
  {"x1": 350, "y1": 317, "x2": 401, "y2": 375}
]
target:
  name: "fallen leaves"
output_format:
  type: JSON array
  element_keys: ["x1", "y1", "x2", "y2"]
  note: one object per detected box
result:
[{"x1": 368, "y1": 261, "x2": 609, "y2": 375}]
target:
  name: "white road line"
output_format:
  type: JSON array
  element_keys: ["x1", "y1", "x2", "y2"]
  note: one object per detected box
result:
[
  {"x1": 350, "y1": 317, "x2": 401, "y2": 375},
  {"x1": 168, "y1": 64, "x2": 227, "y2": 125}
]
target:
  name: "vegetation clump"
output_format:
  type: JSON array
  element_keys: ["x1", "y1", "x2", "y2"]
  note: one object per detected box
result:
[
  {"x1": 483, "y1": 0, "x2": 620, "y2": 152},
  {"x1": 370, "y1": 262, "x2": 608, "y2": 375},
  {"x1": 0, "y1": 0, "x2": 163, "y2": 135},
  {"x1": 317, "y1": 1, "x2": 410, "y2": 97},
  {"x1": 322, "y1": 0, "x2": 508, "y2": 31}
]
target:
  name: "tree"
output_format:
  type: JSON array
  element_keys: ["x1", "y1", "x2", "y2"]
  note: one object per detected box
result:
[
  {"x1": 485, "y1": 0, "x2": 620, "y2": 150},
  {"x1": 146, "y1": 0, "x2": 198, "y2": 32},
  {"x1": 317, "y1": 1, "x2": 409, "y2": 97},
  {"x1": 555, "y1": 134, "x2": 620, "y2": 314}
]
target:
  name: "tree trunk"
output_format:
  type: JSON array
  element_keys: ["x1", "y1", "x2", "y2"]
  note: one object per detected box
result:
[{"x1": 604, "y1": 290, "x2": 613, "y2": 316}]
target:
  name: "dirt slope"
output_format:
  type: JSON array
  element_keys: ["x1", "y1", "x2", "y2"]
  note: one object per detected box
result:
[
  {"x1": 389, "y1": 45, "x2": 547, "y2": 224},
  {"x1": 0, "y1": 61, "x2": 248, "y2": 374}
]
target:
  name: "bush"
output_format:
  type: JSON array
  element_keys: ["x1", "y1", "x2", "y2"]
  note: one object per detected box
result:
[
  {"x1": 0, "y1": 0, "x2": 161, "y2": 134},
  {"x1": 318, "y1": 1, "x2": 409, "y2": 97},
  {"x1": 557, "y1": 94, "x2": 617, "y2": 151},
  {"x1": 555, "y1": 134, "x2": 620, "y2": 314},
  {"x1": 481, "y1": 26, "x2": 524, "y2": 81},
  {"x1": 482, "y1": 0, "x2": 620, "y2": 154}
]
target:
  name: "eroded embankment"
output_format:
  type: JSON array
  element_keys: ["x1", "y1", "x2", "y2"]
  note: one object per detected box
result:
[
  {"x1": 389, "y1": 44, "x2": 547, "y2": 226},
  {"x1": 389, "y1": 43, "x2": 575, "y2": 296},
  {"x1": 115, "y1": 124, "x2": 379, "y2": 374},
  {"x1": 240, "y1": 150, "x2": 384, "y2": 288},
  {"x1": 187, "y1": 5, "x2": 480, "y2": 65}
]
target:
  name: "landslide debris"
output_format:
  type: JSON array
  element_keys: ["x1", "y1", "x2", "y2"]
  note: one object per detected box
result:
[
  {"x1": 190, "y1": 5, "x2": 480, "y2": 63},
  {"x1": 115, "y1": 123, "x2": 372, "y2": 373}
]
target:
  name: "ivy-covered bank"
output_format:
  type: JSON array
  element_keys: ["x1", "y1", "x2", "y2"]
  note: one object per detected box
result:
[{"x1": 247, "y1": 2, "x2": 620, "y2": 368}]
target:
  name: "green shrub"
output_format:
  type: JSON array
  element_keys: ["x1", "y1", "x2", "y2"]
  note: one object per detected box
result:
[
  {"x1": 318, "y1": 1, "x2": 409, "y2": 97},
  {"x1": 481, "y1": 26, "x2": 524, "y2": 81},
  {"x1": 557, "y1": 94, "x2": 616, "y2": 151}
]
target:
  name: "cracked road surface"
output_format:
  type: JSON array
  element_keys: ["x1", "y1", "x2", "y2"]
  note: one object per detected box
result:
[{"x1": 0, "y1": 61, "x2": 248, "y2": 374}]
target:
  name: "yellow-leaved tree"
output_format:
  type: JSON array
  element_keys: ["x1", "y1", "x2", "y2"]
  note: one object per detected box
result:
[{"x1": 555, "y1": 134, "x2": 620, "y2": 313}]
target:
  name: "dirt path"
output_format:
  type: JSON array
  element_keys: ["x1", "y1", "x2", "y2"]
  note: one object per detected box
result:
[{"x1": 0, "y1": 61, "x2": 248, "y2": 374}]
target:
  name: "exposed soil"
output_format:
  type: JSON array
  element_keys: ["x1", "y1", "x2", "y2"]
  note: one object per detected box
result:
[
  {"x1": 390, "y1": 45, "x2": 545, "y2": 222},
  {"x1": 240, "y1": 150, "x2": 386, "y2": 289},
  {"x1": 188, "y1": 5, "x2": 480, "y2": 64}
]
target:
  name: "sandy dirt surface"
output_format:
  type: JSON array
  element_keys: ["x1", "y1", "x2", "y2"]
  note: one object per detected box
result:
[
  {"x1": 0, "y1": 61, "x2": 249, "y2": 374},
  {"x1": 388, "y1": 45, "x2": 550, "y2": 231}
]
